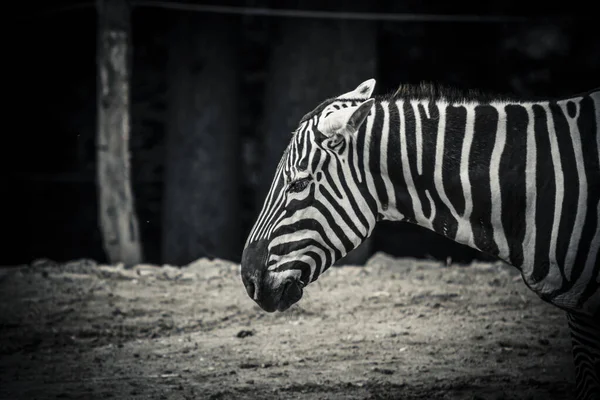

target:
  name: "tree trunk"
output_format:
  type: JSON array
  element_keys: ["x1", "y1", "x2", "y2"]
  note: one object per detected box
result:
[
  {"x1": 259, "y1": 4, "x2": 378, "y2": 265},
  {"x1": 96, "y1": 0, "x2": 142, "y2": 265},
  {"x1": 162, "y1": 14, "x2": 240, "y2": 266}
]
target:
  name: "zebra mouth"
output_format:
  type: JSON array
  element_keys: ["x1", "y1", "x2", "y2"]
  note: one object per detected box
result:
[{"x1": 277, "y1": 279, "x2": 304, "y2": 311}]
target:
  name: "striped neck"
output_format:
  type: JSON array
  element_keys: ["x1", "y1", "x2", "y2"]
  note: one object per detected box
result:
[{"x1": 359, "y1": 94, "x2": 598, "y2": 269}]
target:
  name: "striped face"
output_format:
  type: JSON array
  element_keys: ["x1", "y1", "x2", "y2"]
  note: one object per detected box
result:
[{"x1": 241, "y1": 79, "x2": 379, "y2": 312}]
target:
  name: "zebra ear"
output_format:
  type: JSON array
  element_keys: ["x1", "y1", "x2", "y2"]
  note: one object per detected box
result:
[
  {"x1": 336, "y1": 79, "x2": 376, "y2": 100},
  {"x1": 347, "y1": 98, "x2": 375, "y2": 132},
  {"x1": 317, "y1": 99, "x2": 375, "y2": 137}
]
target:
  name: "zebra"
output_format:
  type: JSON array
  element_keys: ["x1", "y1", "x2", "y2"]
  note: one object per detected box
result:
[{"x1": 240, "y1": 78, "x2": 600, "y2": 399}]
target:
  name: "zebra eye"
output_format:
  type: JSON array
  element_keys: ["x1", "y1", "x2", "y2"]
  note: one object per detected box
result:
[{"x1": 288, "y1": 177, "x2": 311, "y2": 193}]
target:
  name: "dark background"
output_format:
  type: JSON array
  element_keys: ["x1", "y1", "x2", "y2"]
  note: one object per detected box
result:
[{"x1": 4, "y1": 0, "x2": 599, "y2": 267}]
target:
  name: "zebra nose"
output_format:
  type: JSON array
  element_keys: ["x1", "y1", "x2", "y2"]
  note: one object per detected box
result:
[
  {"x1": 241, "y1": 239, "x2": 269, "y2": 301},
  {"x1": 242, "y1": 273, "x2": 257, "y2": 299}
]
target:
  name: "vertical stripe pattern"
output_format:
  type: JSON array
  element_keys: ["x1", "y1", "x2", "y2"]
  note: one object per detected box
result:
[
  {"x1": 243, "y1": 85, "x2": 600, "y2": 400},
  {"x1": 246, "y1": 89, "x2": 599, "y2": 314}
]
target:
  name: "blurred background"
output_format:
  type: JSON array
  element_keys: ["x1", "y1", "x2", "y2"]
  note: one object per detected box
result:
[{"x1": 4, "y1": 0, "x2": 599, "y2": 267}]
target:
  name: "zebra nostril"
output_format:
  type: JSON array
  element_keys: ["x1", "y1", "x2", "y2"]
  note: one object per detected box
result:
[
  {"x1": 241, "y1": 239, "x2": 269, "y2": 302},
  {"x1": 245, "y1": 280, "x2": 256, "y2": 299}
]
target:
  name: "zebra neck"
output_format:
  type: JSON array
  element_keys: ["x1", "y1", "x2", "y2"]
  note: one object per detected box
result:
[
  {"x1": 361, "y1": 96, "x2": 595, "y2": 267},
  {"x1": 355, "y1": 91, "x2": 600, "y2": 314},
  {"x1": 363, "y1": 99, "x2": 488, "y2": 249}
]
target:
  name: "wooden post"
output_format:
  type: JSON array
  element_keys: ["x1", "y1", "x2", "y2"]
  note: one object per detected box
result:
[{"x1": 96, "y1": 0, "x2": 142, "y2": 265}]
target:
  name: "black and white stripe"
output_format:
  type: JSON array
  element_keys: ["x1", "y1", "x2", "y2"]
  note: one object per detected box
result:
[{"x1": 242, "y1": 80, "x2": 600, "y2": 399}]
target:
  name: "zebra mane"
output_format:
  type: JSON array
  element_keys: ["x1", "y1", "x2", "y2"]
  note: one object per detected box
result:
[
  {"x1": 295, "y1": 82, "x2": 599, "y2": 131},
  {"x1": 384, "y1": 82, "x2": 600, "y2": 103},
  {"x1": 384, "y1": 81, "x2": 517, "y2": 103},
  {"x1": 297, "y1": 83, "x2": 515, "y2": 127}
]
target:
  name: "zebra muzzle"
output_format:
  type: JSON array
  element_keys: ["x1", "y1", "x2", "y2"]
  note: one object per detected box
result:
[
  {"x1": 278, "y1": 278, "x2": 304, "y2": 312},
  {"x1": 241, "y1": 239, "x2": 306, "y2": 312}
]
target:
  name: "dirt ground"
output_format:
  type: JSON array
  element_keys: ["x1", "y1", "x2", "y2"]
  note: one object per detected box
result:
[{"x1": 0, "y1": 253, "x2": 577, "y2": 400}]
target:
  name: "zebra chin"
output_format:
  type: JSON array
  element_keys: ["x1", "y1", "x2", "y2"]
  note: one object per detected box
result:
[{"x1": 240, "y1": 240, "x2": 305, "y2": 312}]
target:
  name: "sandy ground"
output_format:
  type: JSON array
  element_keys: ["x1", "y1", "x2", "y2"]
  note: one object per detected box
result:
[{"x1": 0, "y1": 253, "x2": 576, "y2": 400}]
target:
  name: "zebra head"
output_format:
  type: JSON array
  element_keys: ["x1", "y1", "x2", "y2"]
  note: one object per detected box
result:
[{"x1": 241, "y1": 79, "x2": 379, "y2": 312}]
